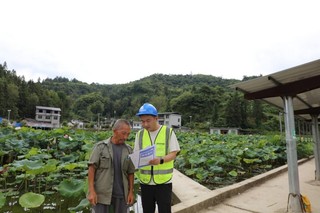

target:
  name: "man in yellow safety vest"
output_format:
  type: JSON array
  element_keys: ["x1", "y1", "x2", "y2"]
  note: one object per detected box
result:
[{"x1": 134, "y1": 103, "x2": 180, "y2": 213}]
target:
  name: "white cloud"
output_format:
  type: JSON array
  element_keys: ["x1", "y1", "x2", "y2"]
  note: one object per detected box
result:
[{"x1": 1, "y1": 0, "x2": 320, "y2": 84}]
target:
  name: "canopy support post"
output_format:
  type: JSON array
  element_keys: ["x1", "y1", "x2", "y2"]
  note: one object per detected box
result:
[
  {"x1": 283, "y1": 96, "x2": 302, "y2": 213},
  {"x1": 311, "y1": 115, "x2": 320, "y2": 181}
]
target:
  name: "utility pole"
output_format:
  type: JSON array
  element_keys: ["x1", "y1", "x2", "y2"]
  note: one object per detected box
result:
[
  {"x1": 279, "y1": 112, "x2": 282, "y2": 135},
  {"x1": 98, "y1": 113, "x2": 100, "y2": 129},
  {"x1": 7, "y1": 109, "x2": 11, "y2": 124}
]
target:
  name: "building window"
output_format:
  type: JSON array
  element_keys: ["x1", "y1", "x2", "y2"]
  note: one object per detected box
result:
[
  {"x1": 46, "y1": 116, "x2": 51, "y2": 119},
  {"x1": 166, "y1": 115, "x2": 169, "y2": 118},
  {"x1": 38, "y1": 115, "x2": 42, "y2": 119},
  {"x1": 54, "y1": 116, "x2": 58, "y2": 120},
  {"x1": 39, "y1": 109, "x2": 43, "y2": 113}
]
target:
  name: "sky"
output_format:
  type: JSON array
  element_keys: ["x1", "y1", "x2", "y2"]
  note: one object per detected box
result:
[{"x1": 1, "y1": 0, "x2": 320, "y2": 85}]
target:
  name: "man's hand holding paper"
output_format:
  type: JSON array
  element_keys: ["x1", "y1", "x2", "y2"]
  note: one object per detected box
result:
[{"x1": 129, "y1": 145, "x2": 156, "y2": 169}]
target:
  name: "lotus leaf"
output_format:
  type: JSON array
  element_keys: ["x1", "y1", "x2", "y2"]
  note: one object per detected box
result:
[
  {"x1": 25, "y1": 147, "x2": 39, "y2": 158},
  {"x1": 0, "y1": 192, "x2": 5, "y2": 208},
  {"x1": 42, "y1": 191, "x2": 55, "y2": 195},
  {"x1": 68, "y1": 198, "x2": 90, "y2": 211},
  {"x1": 228, "y1": 170, "x2": 238, "y2": 177},
  {"x1": 61, "y1": 163, "x2": 78, "y2": 171},
  {"x1": 16, "y1": 173, "x2": 34, "y2": 181},
  {"x1": 185, "y1": 169, "x2": 195, "y2": 176},
  {"x1": 5, "y1": 190, "x2": 20, "y2": 197},
  {"x1": 29, "y1": 153, "x2": 52, "y2": 161},
  {"x1": 195, "y1": 169, "x2": 209, "y2": 181},
  {"x1": 60, "y1": 154, "x2": 78, "y2": 163},
  {"x1": 56, "y1": 179, "x2": 85, "y2": 198},
  {"x1": 81, "y1": 143, "x2": 93, "y2": 151},
  {"x1": 12, "y1": 159, "x2": 44, "y2": 171},
  {"x1": 58, "y1": 140, "x2": 79, "y2": 150},
  {"x1": 52, "y1": 128, "x2": 65, "y2": 135},
  {"x1": 6, "y1": 139, "x2": 27, "y2": 151},
  {"x1": 27, "y1": 166, "x2": 46, "y2": 175},
  {"x1": 19, "y1": 192, "x2": 45, "y2": 208},
  {"x1": 243, "y1": 158, "x2": 260, "y2": 164},
  {"x1": 209, "y1": 165, "x2": 223, "y2": 173},
  {"x1": 0, "y1": 150, "x2": 9, "y2": 156}
]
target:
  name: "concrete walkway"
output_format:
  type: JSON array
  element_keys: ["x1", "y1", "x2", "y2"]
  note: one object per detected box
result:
[{"x1": 172, "y1": 157, "x2": 320, "y2": 213}]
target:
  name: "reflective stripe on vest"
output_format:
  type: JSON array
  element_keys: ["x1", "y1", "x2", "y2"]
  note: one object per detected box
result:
[
  {"x1": 140, "y1": 168, "x2": 174, "y2": 175},
  {"x1": 137, "y1": 126, "x2": 174, "y2": 184}
]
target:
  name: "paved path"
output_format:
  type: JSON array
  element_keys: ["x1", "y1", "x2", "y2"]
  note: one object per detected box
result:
[
  {"x1": 172, "y1": 157, "x2": 320, "y2": 213},
  {"x1": 198, "y1": 157, "x2": 319, "y2": 213}
]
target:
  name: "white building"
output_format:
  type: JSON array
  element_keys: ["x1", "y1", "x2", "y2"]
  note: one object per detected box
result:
[
  {"x1": 132, "y1": 121, "x2": 142, "y2": 130},
  {"x1": 35, "y1": 106, "x2": 61, "y2": 128},
  {"x1": 132, "y1": 112, "x2": 182, "y2": 130},
  {"x1": 158, "y1": 112, "x2": 181, "y2": 128}
]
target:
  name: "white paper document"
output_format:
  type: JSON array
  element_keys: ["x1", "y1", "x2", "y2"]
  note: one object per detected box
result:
[{"x1": 129, "y1": 145, "x2": 156, "y2": 169}]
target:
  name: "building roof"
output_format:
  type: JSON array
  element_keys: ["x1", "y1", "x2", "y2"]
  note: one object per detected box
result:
[
  {"x1": 230, "y1": 59, "x2": 320, "y2": 121},
  {"x1": 158, "y1": 112, "x2": 181, "y2": 115},
  {"x1": 36, "y1": 106, "x2": 61, "y2": 111}
]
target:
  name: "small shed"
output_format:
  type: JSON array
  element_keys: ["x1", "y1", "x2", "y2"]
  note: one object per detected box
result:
[{"x1": 210, "y1": 127, "x2": 239, "y2": 135}]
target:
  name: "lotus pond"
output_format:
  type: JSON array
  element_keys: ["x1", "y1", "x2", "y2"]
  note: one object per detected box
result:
[{"x1": 0, "y1": 127, "x2": 313, "y2": 212}]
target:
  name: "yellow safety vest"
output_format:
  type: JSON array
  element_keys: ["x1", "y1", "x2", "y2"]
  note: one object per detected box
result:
[{"x1": 137, "y1": 126, "x2": 174, "y2": 184}]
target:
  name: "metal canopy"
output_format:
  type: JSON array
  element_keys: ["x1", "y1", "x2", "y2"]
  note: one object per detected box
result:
[
  {"x1": 230, "y1": 58, "x2": 320, "y2": 213},
  {"x1": 231, "y1": 59, "x2": 320, "y2": 120}
]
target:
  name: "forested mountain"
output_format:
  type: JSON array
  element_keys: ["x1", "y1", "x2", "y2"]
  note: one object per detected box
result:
[{"x1": 0, "y1": 62, "x2": 280, "y2": 132}]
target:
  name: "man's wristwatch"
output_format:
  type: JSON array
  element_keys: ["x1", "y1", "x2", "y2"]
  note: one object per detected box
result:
[{"x1": 160, "y1": 157, "x2": 164, "y2": 164}]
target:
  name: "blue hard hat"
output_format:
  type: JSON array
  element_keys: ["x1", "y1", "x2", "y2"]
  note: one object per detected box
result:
[{"x1": 136, "y1": 103, "x2": 158, "y2": 116}]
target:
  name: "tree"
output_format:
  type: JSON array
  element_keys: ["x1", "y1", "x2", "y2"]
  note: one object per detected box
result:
[
  {"x1": 73, "y1": 92, "x2": 105, "y2": 120},
  {"x1": 252, "y1": 100, "x2": 264, "y2": 127},
  {"x1": 6, "y1": 83, "x2": 19, "y2": 119},
  {"x1": 225, "y1": 92, "x2": 248, "y2": 128},
  {"x1": 0, "y1": 66, "x2": 281, "y2": 132},
  {"x1": 25, "y1": 93, "x2": 40, "y2": 118}
]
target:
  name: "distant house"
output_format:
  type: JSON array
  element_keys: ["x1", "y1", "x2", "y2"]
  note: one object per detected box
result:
[
  {"x1": 68, "y1": 120, "x2": 84, "y2": 129},
  {"x1": 158, "y1": 112, "x2": 181, "y2": 129},
  {"x1": 26, "y1": 106, "x2": 61, "y2": 129},
  {"x1": 210, "y1": 127, "x2": 240, "y2": 135},
  {"x1": 132, "y1": 112, "x2": 182, "y2": 130},
  {"x1": 132, "y1": 121, "x2": 142, "y2": 130}
]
